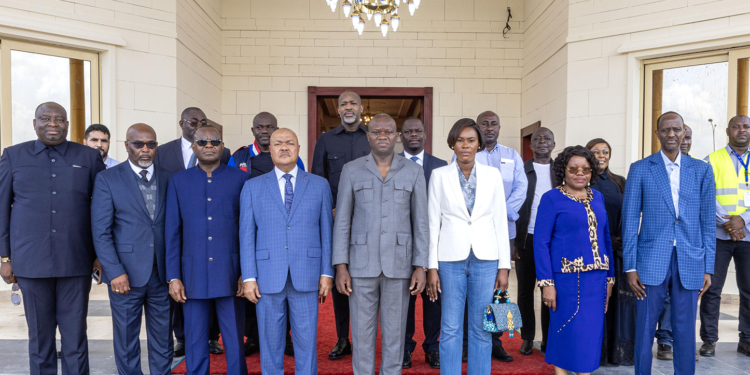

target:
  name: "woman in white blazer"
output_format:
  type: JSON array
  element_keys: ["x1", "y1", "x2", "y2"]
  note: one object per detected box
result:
[{"x1": 425, "y1": 118, "x2": 511, "y2": 374}]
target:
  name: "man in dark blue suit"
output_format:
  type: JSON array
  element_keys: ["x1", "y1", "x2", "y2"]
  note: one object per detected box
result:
[
  {"x1": 166, "y1": 125, "x2": 248, "y2": 375},
  {"x1": 91, "y1": 123, "x2": 173, "y2": 375},
  {"x1": 398, "y1": 117, "x2": 447, "y2": 369},
  {"x1": 155, "y1": 107, "x2": 229, "y2": 356},
  {"x1": 0, "y1": 102, "x2": 105, "y2": 375}
]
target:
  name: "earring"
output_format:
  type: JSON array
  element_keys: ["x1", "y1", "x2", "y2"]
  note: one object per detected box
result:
[
  {"x1": 562, "y1": 180, "x2": 565, "y2": 186},
  {"x1": 587, "y1": 182, "x2": 590, "y2": 187}
]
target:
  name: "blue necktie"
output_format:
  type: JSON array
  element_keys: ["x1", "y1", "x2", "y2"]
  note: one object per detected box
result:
[
  {"x1": 283, "y1": 174, "x2": 294, "y2": 214},
  {"x1": 188, "y1": 152, "x2": 197, "y2": 168},
  {"x1": 410, "y1": 156, "x2": 419, "y2": 163}
]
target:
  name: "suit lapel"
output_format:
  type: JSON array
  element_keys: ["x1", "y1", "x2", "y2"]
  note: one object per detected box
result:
[
  {"x1": 119, "y1": 165, "x2": 151, "y2": 218},
  {"x1": 472, "y1": 164, "x2": 486, "y2": 220},
  {"x1": 288, "y1": 170, "x2": 309, "y2": 220},
  {"x1": 650, "y1": 154, "x2": 676, "y2": 218},
  {"x1": 174, "y1": 140, "x2": 186, "y2": 171},
  {"x1": 678, "y1": 156, "x2": 695, "y2": 216},
  {"x1": 383, "y1": 156, "x2": 403, "y2": 183},
  {"x1": 153, "y1": 168, "x2": 168, "y2": 220},
  {"x1": 365, "y1": 155, "x2": 383, "y2": 182},
  {"x1": 448, "y1": 162, "x2": 471, "y2": 219},
  {"x1": 265, "y1": 172, "x2": 288, "y2": 217}
]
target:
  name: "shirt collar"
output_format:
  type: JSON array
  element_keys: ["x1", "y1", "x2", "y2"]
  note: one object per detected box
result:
[
  {"x1": 403, "y1": 149, "x2": 424, "y2": 161},
  {"x1": 660, "y1": 149, "x2": 682, "y2": 167},
  {"x1": 333, "y1": 123, "x2": 368, "y2": 134},
  {"x1": 726, "y1": 144, "x2": 750, "y2": 157},
  {"x1": 275, "y1": 165, "x2": 299, "y2": 181},
  {"x1": 181, "y1": 136, "x2": 192, "y2": 150},
  {"x1": 127, "y1": 159, "x2": 154, "y2": 177},
  {"x1": 34, "y1": 139, "x2": 69, "y2": 155}
]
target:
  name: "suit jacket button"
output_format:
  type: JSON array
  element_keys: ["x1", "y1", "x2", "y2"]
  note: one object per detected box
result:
[
  {"x1": 51, "y1": 159, "x2": 55, "y2": 162},
  {"x1": 51, "y1": 229, "x2": 56, "y2": 233},
  {"x1": 468, "y1": 221, "x2": 472, "y2": 225},
  {"x1": 208, "y1": 237, "x2": 212, "y2": 241},
  {"x1": 52, "y1": 210, "x2": 56, "y2": 214},
  {"x1": 675, "y1": 220, "x2": 679, "y2": 224},
  {"x1": 208, "y1": 179, "x2": 212, "y2": 183},
  {"x1": 382, "y1": 199, "x2": 386, "y2": 203},
  {"x1": 208, "y1": 216, "x2": 212, "y2": 220},
  {"x1": 150, "y1": 244, "x2": 154, "y2": 247},
  {"x1": 209, "y1": 257, "x2": 213, "y2": 261},
  {"x1": 207, "y1": 197, "x2": 212, "y2": 201},
  {"x1": 287, "y1": 226, "x2": 290, "y2": 230},
  {"x1": 285, "y1": 246, "x2": 288, "y2": 249}
]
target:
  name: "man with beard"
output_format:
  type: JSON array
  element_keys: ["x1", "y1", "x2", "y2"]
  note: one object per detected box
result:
[
  {"x1": 84, "y1": 124, "x2": 120, "y2": 168},
  {"x1": 312, "y1": 90, "x2": 371, "y2": 359},
  {"x1": 398, "y1": 117, "x2": 446, "y2": 369},
  {"x1": 333, "y1": 113, "x2": 428, "y2": 375},
  {"x1": 166, "y1": 125, "x2": 248, "y2": 375},
  {"x1": 91, "y1": 123, "x2": 173, "y2": 374},
  {"x1": 0, "y1": 102, "x2": 105, "y2": 374},
  {"x1": 700, "y1": 115, "x2": 750, "y2": 357},
  {"x1": 155, "y1": 107, "x2": 229, "y2": 356}
]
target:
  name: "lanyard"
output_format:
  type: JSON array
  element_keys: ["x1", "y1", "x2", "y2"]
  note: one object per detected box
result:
[{"x1": 732, "y1": 149, "x2": 750, "y2": 186}]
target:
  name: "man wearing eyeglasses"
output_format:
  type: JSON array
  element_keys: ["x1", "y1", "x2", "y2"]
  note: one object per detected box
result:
[
  {"x1": 91, "y1": 123, "x2": 173, "y2": 374},
  {"x1": 165, "y1": 125, "x2": 249, "y2": 375},
  {"x1": 155, "y1": 107, "x2": 230, "y2": 356},
  {"x1": 398, "y1": 116, "x2": 446, "y2": 369},
  {"x1": 0, "y1": 102, "x2": 105, "y2": 375}
]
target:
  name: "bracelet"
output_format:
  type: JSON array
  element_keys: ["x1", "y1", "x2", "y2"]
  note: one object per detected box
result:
[{"x1": 0, "y1": 257, "x2": 10, "y2": 263}]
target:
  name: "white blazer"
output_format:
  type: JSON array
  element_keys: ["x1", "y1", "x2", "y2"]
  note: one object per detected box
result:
[{"x1": 427, "y1": 161, "x2": 511, "y2": 270}]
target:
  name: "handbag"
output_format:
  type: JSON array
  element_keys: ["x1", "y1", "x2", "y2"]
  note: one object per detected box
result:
[{"x1": 482, "y1": 290, "x2": 523, "y2": 337}]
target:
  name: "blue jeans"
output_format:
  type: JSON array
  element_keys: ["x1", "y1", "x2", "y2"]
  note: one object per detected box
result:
[
  {"x1": 439, "y1": 251, "x2": 498, "y2": 375},
  {"x1": 656, "y1": 296, "x2": 673, "y2": 347}
]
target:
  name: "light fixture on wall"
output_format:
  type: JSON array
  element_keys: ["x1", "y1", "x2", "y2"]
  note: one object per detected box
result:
[{"x1": 324, "y1": 0, "x2": 418, "y2": 36}]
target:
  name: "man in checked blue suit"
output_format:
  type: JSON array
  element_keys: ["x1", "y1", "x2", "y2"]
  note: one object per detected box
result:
[
  {"x1": 241, "y1": 128, "x2": 334, "y2": 375},
  {"x1": 623, "y1": 111, "x2": 715, "y2": 375}
]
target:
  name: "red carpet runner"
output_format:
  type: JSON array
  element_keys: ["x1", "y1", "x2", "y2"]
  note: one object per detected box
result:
[{"x1": 172, "y1": 295, "x2": 555, "y2": 374}]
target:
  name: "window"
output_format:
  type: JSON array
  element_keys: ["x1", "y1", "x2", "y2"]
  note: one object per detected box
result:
[{"x1": 0, "y1": 39, "x2": 100, "y2": 149}]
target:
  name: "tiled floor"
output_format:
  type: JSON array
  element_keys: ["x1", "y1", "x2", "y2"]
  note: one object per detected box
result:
[{"x1": 1, "y1": 269, "x2": 749, "y2": 374}]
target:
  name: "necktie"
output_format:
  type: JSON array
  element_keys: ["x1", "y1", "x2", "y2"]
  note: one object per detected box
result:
[
  {"x1": 139, "y1": 170, "x2": 149, "y2": 183},
  {"x1": 188, "y1": 152, "x2": 197, "y2": 168},
  {"x1": 410, "y1": 156, "x2": 419, "y2": 163},
  {"x1": 283, "y1": 174, "x2": 294, "y2": 214}
]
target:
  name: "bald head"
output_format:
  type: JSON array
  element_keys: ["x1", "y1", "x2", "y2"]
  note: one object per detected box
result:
[
  {"x1": 477, "y1": 111, "x2": 500, "y2": 149},
  {"x1": 125, "y1": 123, "x2": 157, "y2": 168},
  {"x1": 270, "y1": 128, "x2": 300, "y2": 172},
  {"x1": 194, "y1": 125, "x2": 221, "y2": 140},
  {"x1": 33, "y1": 101, "x2": 69, "y2": 146},
  {"x1": 35, "y1": 102, "x2": 67, "y2": 119},
  {"x1": 370, "y1": 113, "x2": 397, "y2": 130},
  {"x1": 126, "y1": 123, "x2": 156, "y2": 141}
]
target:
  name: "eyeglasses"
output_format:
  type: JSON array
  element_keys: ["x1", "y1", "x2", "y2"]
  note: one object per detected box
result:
[
  {"x1": 194, "y1": 138, "x2": 222, "y2": 147},
  {"x1": 369, "y1": 130, "x2": 397, "y2": 138},
  {"x1": 566, "y1": 167, "x2": 592, "y2": 175},
  {"x1": 181, "y1": 118, "x2": 207, "y2": 127},
  {"x1": 128, "y1": 141, "x2": 158, "y2": 149},
  {"x1": 11, "y1": 283, "x2": 20, "y2": 306}
]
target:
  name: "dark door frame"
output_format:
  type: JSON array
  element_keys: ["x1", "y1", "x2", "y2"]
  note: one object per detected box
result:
[{"x1": 307, "y1": 86, "x2": 434, "y2": 164}]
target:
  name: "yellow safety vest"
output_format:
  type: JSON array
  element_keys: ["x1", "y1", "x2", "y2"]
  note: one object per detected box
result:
[{"x1": 708, "y1": 148, "x2": 749, "y2": 215}]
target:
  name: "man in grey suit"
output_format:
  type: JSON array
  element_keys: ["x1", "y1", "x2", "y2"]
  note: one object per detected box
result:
[{"x1": 333, "y1": 113, "x2": 428, "y2": 375}]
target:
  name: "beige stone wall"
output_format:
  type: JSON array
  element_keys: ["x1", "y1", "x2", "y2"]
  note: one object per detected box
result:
[{"x1": 219, "y1": 0, "x2": 525, "y2": 165}]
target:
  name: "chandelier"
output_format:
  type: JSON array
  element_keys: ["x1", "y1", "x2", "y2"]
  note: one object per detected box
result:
[{"x1": 324, "y1": 0, "x2": 422, "y2": 37}]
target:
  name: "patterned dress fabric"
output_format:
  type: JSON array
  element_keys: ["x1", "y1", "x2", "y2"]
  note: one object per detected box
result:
[{"x1": 457, "y1": 163, "x2": 477, "y2": 216}]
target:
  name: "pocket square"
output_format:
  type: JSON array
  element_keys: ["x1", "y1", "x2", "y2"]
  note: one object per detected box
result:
[{"x1": 72, "y1": 165, "x2": 82, "y2": 168}]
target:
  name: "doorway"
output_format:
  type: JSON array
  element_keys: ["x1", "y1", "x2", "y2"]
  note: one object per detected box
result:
[{"x1": 306, "y1": 87, "x2": 434, "y2": 164}]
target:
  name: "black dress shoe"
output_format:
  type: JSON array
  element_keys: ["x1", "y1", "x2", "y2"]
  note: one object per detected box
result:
[
  {"x1": 425, "y1": 350, "x2": 440, "y2": 369},
  {"x1": 738, "y1": 342, "x2": 750, "y2": 356},
  {"x1": 244, "y1": 341, "x2": 259, "y2": 357},
  {"x1": 699, "y1": 341, "x2": 716, "y2": 357},
  {"x1": 656, "y1": 344, "x2": 673, "y2": 360},
  {"x1": 462, "y1": 347, "x2": 468, "y2": 362},
  {"x1": 209, "y1": 340, "x2": 224, "y2": 355},
  {"x1": 285, "y1": 343, "x2": 295, "y2": 357},
  {"x1": 402, "y1": 350, "x2": 412, "y2": 369},
  {"x1": 519, "y1": 340, "x2": 533, "y2": 355},
  {"x1": 328, "y1": 338, "x2": 352, "y2": 360},
  {"x1": 174, "y1": 341, "x2": 185, "y2": 357},
  {"x1": 491, "y1": 345, "x2": 513, "y2": 362},
  {"x1": 540, "y1": 342, "x2": 547, "y2": 354}
]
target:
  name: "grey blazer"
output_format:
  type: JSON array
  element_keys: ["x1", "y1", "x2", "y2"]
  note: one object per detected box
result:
[{"x1": 332, "y1": 153, "x2": 429, "y2": 279}]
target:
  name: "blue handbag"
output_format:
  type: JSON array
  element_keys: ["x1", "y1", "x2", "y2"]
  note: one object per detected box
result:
[{"x1": 482, "y1": 290, "x2": 523, "y2": 337}]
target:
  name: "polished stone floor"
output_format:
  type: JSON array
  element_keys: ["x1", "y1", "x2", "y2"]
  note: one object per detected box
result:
[{"x1": 0, "y1": 268, "x2": 749, "y2": 374}]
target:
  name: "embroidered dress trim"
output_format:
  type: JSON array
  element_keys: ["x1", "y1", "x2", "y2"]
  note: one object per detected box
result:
[{"x1": 556, "y1": 186, "x2": 610, "y2": 273}]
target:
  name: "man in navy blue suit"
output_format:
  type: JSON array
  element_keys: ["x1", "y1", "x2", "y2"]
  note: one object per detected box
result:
[
  {"x1": 166, "y1": 125, "x2": 248, "y2": 375},
  {"x1": 398, "y1": 117, "x2": 446, "y2": 369},
  {"x1": 0, "y1": 102, "x2": 105, "y2": 375},
  {"x1": 623, "y1": 112, "x2": 715, "y2": 375},
  {"x1": 91, "y1": 123, "x2": 173, "y2": 375},
  {"x1": 241, "y1": 128, "x2": 334, "y2": 374},
  {"x1": 155, "y1": 107, "x2": 228, "y2": 356}
]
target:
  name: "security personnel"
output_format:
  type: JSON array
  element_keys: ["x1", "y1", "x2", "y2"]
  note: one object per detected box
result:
[
  {"x1": 700, "y1": 115, "x2": 750, "y2": 357},
  {"x1": 0, "y1": 102, "x2": 105, "y2": 375}
]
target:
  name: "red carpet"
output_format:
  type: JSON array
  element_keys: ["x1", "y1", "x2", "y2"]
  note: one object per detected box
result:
[{"x1": 172, "y1": 296, "x2": 554, "y2": 374}]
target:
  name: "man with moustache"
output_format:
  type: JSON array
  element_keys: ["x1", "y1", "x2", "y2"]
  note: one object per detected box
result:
[
  {"x1": 623, "y1": 111, "x2": 715, "y2": 375},
  {"x1": 333, "y1": 113, "x2": 428, "y2": 375},
  {"x1": 398, "y1": 116, "x2": 446, "y2": 369},
  {"x1": 91, "y1": 123, "x2": 173, "y2": 374},
  {"x1": 156, "y1": 107, "x2": 229, "y2": 356},
  {"x1": 0, "y1": 102, "x2": 105, "y2": 375},
  {"x1": 166, "y1": 125, "x2": 248, "y2": 375},
  {"x1": 312, "y1": 89, "x2": 371, "y2": 359},
  {"x1": 84, "y1": 124, "x2": 120, "y2": 168},
  {"x1": 454, "y1": 111, "x2": 527, "y2": 362},
  {"x1": 241, "y1": 128, "x2": 334, "y2": 375},
  {"x1": 699, "y1": 115, "x2": 750, "y2": 357},
  {"x1": 513, "y1": 127, "x2": 555, "y2": 356}
]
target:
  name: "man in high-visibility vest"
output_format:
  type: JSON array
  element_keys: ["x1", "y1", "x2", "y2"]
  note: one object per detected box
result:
[{"x1": 700, "y1": 115, "x2": 750, "y2": 357}]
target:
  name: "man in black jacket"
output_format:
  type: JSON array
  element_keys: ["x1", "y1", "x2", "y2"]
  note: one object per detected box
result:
[{"x1": 514, "y1": 127, "x2": 555, "y2": 355}]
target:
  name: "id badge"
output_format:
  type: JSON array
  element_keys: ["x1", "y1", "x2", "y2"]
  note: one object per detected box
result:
[{"x1": 744, "y1": 191, "x2": 750, "y2": 207}]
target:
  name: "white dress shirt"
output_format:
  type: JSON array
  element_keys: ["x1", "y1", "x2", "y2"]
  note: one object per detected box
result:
[
  {"x1": 528, "y1": 163, "x2": 552, "y2": 234},
  {"x1": 404, "y1": 149, "x2": 425, "y2": 166},
  {"x1": 181, "y1": 136, "x2": 194, "y2": 169},
  {"x1": 128, "y1": 160, "x2": 154, "y2": 181},
  {"x1": 244, "y1": 166, "x2": 332, "y2": 282}
]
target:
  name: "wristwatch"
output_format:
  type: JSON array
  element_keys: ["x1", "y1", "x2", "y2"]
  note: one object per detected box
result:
[{"x1": 0, "y1": 257, "x2": 10, "y2": 263}]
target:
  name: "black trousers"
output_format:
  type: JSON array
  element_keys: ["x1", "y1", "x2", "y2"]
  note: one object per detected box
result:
[
  {"x1": 700, "y1": 239, "x2": 750, "y2": 342},
  {"x1": 172, "y1": 298, "x2": 221, "y2": 344},
  {"x1": 332, "y1": 269, "x2": 350, "y2": 340},
  {"x1": 405, "y1": 291, "x2": 441, "y2": 353},
  {"x1": 515, "y1": 234, "x2": 550, "y2": 343},
  {"x1": 245, "y1": 300, "x2": 292, "y2": 346},
  {"x1": 17, "y1": 275, "x2": 91, "y2": 375}
]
